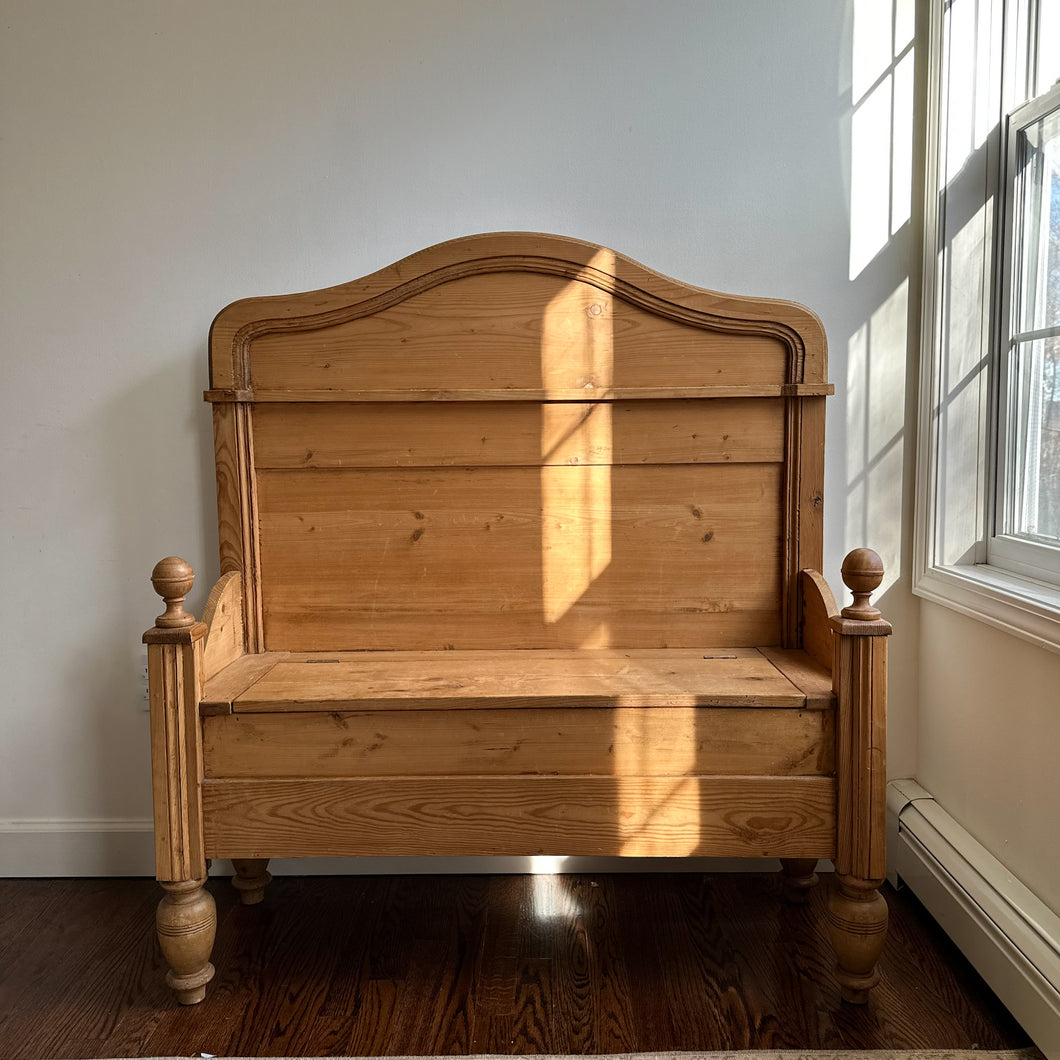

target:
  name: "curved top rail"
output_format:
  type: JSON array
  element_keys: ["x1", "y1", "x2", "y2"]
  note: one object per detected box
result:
[{"x1": 208, "y1": 232, "x2": 828, "y2": 391}]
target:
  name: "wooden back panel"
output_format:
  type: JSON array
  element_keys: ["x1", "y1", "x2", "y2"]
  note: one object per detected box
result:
[{"x1": 208, "y1": 233, "x2": 829, "y2": 652}]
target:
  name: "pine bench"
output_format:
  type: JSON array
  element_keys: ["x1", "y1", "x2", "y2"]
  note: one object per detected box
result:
[{"x1": 144, "y1": 232, "x2": 891, "y2": 1006}]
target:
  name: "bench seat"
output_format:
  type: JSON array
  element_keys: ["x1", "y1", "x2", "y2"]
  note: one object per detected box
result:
[
  {"x1": 200, "y1": 646, "x2": 834, "y2": 713},
  {"x1": 196, "y1": 645, "x2": 838, "y2": 864}
]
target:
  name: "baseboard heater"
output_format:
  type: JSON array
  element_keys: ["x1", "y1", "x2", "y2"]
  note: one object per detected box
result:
[{"x1": 888, "y1": 778, "x2": 1060, "y2": 1059}]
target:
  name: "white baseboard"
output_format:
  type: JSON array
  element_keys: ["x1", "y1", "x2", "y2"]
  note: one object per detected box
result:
[
  {"x1": 888, "y1": 779, "x2": 1060, "y2": 1060},
  {"x1": 0, "y1": 818, "x2": 156, "y2": 876},
  {"x1": 0, "y1": 819, "x2": 793, "y2": 877}
]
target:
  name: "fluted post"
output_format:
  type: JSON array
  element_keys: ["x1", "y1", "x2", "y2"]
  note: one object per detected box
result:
[
  {"x1": 826, "y1": 548, "x2": 891, "y2": 1003},
  {"x1": 144, "y1": 557, "x2": 214, "y2": 1004}
]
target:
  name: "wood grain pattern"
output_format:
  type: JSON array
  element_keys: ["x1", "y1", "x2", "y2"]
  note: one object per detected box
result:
[
  {"x1": 788, "y1": 394, "x2": 826, "y2": 640},
  {"x1": 252, "y1": 399, "x2": 785, "y2": 469},
  {"x1": 202, "y1": 704, "x2": 834, "y2": 778},
  {"x1": 226, "y1": 648, "x2": 812, "y2": 712},
  {"x1": 257, "y1": 463, "x2": 783, "y2": 650},
  {"x1": 212, "y1": 402, "x2": 244, "y2": 578},
  {"x1": 833, "y1": 634, "x2": 888, "y2": 882},
  {"x1": 212, "y1": 402, "x2": 263, "y2": 651},
  {"x1": 246, "y1": 271, "x2": 789, "y2": 394},
  {"x1": 201, "y1": 775, "x2": 837, "y2": 859},
  {"x1": 144, "y1": 631, "x2": 206, "y2": 883},
  {"x1": 261, "y1": 607, "x2": 780, "y2": 654}
]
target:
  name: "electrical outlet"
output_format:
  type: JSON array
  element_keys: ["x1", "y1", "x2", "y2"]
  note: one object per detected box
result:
[{"x1": 140, "y1": 648, "x2": 151, "y2": 710}]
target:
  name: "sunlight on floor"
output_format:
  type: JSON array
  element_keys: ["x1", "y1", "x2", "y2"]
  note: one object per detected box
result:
[{"x1": 530, "y1": 856, "x2": 580, "y2": 920}]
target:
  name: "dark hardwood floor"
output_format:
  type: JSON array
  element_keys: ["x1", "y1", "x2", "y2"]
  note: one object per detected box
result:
[{"x1": 0, "y1": 872, "x2": 1031, "y2": 1058}]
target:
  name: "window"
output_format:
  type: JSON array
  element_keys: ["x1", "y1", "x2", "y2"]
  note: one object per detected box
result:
[
  {"x1": 991, "y1": 79, "x2": 1060, "y2": 581},
  {"x1": 914, "y1": 0, "x2": 1060, "y2": 649}
]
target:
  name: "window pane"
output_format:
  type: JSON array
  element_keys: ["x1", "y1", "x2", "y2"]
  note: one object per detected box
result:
[
  {"x1": 1016, "y1": 103, "x2": 1060, "y2": 333},
  {"x1": 1012, "y1": 336, "x2": 1060, "y2": 541}
]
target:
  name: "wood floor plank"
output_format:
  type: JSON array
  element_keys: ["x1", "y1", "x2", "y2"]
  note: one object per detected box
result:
[
  {"x1": 0, "y1": 872, "x2": 1031, "y2": 1058},
  {"x1": 388, "y1": 876, "x2": 490, "y2": 1055},
  {"x1": 342, "y1": 977, "x2": 404, "y2": 1057},
  {"x1": 612, "y1": 875, "x2": 680, "y2": 1050}
]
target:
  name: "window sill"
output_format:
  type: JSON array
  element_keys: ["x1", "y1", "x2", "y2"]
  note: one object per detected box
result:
[{"x1": 913, "y1": 561, "x2": 1060, "y2": 654}]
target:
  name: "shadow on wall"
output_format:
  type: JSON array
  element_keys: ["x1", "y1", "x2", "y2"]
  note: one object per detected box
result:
[{"x1": 843, "y1": 0, "x2": 916, "y2": 600}]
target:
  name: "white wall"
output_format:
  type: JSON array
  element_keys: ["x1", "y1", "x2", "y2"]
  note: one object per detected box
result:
[
  {"x1": 918, "y1": 604, "x2": 1060, "y2": 912},
  {"x1": 0, "y1": 0, "x2": 920, "y2": 872}
]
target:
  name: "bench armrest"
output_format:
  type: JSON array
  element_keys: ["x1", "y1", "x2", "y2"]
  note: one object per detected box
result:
[
  {"x1": 800, "y1": 568, "x2": 839, "y2": 671},
  {"x1": 200, "y1": 570, "x2": 247, "y2": 681}
]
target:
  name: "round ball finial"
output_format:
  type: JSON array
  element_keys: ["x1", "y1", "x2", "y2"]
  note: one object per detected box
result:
[
  {"x1": 840, "y1": 548, "x2": 884, "y2": 621},
  {"x1": 151, "y1": 556, "x2": 196, "y2": 628}
]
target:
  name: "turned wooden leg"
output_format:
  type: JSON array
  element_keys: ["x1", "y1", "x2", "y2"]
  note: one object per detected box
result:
[
  {"x1": 780, "y1": 858, "x2": 819, "y2": 904},
  {"x1": 157, "y1": 879, "x2": 216, "y2": 1005},
  {"x1": 232, "y1": 858, "x2": 272, "y2": 905},
  {"x1": 827, "y1": 873, "x2": 888, "y2": 1003}
]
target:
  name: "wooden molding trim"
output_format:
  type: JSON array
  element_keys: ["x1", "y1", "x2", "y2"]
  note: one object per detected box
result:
[
  {"x1": 209, "y1": 234, "x2": 828, "y2": 391},
  {"x1": 202, "y1": 383, "x2": 836, "y2": 403}
]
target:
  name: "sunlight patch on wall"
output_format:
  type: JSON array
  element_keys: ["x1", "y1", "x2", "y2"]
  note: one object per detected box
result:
[
  {"x1": 850, "y1": 75, "x2": 894, "y2": 278},
  {"x1": 944, "y1": 0, "x2": 1003, "y2": 185},
  {"x1": 891, "y1": 49, "x2": 915, "y2": 233},
  {"x1": 852, "y1": 0, "x2": 895, "y2": 100},
  {"x1": 846, "y1": 278, "x2": 909, "y2": 593},
  {"x1": 541, "y1": 250, "x2": 614, "y2": 628},
  {"x1": 848, "y1": 0, "x2": 916, "y2": 278},
  {"x1": 945, "y1": 200, "x2": 990, "y2": 389},
  {"x1": 937, "y1": 200, "x2": 992, "y2": 565}
]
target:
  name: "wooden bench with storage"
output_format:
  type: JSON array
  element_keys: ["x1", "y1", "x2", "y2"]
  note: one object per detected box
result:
[{"x1": 144, "y1": 232, "x2": 891, "y2": 1006}]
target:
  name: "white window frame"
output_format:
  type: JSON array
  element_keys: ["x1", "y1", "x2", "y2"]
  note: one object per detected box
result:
[
  {"x1": 914, "y1": 0, "x2": 1060, "y2": 652},
  {"x1": 989, "y1": 79, "x2": 1060, "y2": 578}
]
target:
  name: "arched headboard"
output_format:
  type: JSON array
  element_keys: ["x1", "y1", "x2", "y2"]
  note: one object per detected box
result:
[{"x1": 206, "y1": 232, "x2": 830, "y2": 653}]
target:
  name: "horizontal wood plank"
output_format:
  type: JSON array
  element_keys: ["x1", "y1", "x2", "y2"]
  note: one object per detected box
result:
[
  {"x1": 199, "y1": 652, "x2": 288, "y2": 713},
  {"x1": 252, "y1": 399, "x2": 785, "y2": 469},
  {"x1": 258, "y1": 463, "x2": 783, "y2": 650},
  {"x1": 247, "y1": 271, "x2": 789, "y2": 394},
  {"x1": 201, "y1": 775, "x2": 837, "y2": 859},
  {"x1": 202, "y1": 704, "x2": 833, "y2": 778},
  {"x1": 228, "y1": 648, "x2": 810, "y2": 712}
]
